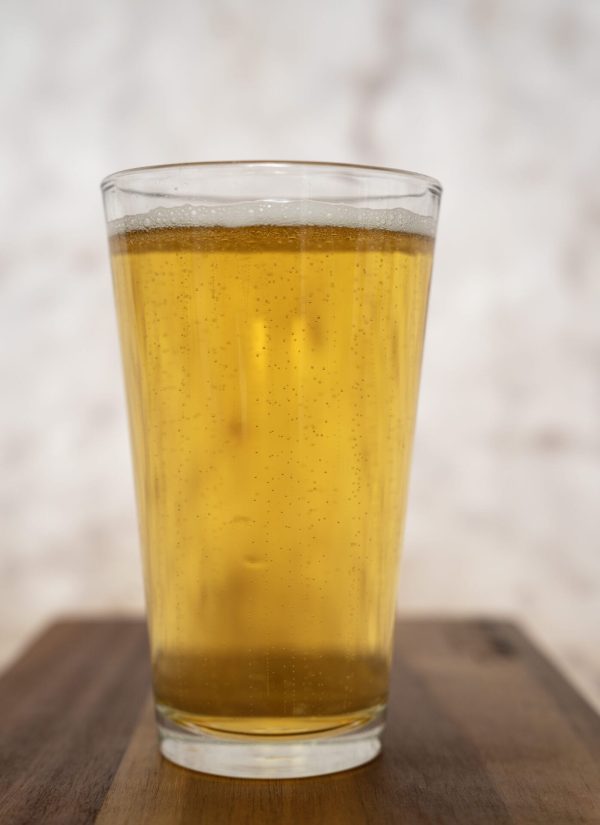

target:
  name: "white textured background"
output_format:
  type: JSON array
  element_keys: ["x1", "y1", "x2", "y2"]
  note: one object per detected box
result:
[{"x1": 1, "y1": 0, "x2": 599, "y2": 706}]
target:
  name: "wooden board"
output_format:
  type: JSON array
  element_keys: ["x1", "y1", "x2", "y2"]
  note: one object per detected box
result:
[{"x1": 0, "y1": 618, "x2": 598, "y2": 824}]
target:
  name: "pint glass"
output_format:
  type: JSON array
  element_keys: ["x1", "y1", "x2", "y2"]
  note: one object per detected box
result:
[{"x1": 101, "y1": 161, "x2": 441, "y2": 778}]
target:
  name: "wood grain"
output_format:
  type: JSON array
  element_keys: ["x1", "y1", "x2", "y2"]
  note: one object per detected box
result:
[
  {"x1": 0, "y1": 619, "x2": 150, "y2": 825},
  {"x1": 1, "y1": 619, "x2": 598, "y2": 824}
]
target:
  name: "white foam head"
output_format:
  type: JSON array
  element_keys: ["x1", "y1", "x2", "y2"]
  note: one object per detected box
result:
[{"x1": 108, "y1": 201, "x2": 435, "y2": 237}]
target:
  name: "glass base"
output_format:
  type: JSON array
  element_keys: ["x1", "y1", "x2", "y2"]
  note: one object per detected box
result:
[{"x1": 157, "y1": 708, "x2": 384, "y2": 778}]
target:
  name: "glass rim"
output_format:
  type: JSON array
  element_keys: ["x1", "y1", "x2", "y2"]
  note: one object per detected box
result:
[{"x1": 100, "y1": 159, "x2": 442, "y2": 196}]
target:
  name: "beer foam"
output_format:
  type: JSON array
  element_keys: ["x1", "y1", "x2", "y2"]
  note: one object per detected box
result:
[{"x1": 108, "y1": 201, "x2": 435, "y2": 237}]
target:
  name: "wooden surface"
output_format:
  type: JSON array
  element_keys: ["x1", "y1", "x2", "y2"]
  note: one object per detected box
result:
[{"x1": 0, "y1": 619, "x2": 598, "y2": 824}]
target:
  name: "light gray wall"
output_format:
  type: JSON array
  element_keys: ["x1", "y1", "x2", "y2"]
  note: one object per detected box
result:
[{"x1": 1, "y1": 0, "x2": 599, "y2": 705}]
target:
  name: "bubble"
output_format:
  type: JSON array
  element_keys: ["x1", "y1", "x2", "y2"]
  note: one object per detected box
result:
[{"x1": 108, "y1": 200, "x2": 435, "y2": 236}]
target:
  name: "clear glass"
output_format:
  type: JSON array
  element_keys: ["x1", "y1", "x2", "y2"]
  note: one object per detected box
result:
[{"x1": 101, "y1": 161, "x2": 441, "y2": 778}]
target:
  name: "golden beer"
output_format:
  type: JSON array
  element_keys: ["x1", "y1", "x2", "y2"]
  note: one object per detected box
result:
[{"x1": 110, "y1": 217, "x2": 433, "y2": 739}]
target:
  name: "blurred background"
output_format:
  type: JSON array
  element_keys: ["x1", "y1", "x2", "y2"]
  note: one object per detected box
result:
[{"x1": 1, "y1": 0, "x2": 599, "y2": 706}]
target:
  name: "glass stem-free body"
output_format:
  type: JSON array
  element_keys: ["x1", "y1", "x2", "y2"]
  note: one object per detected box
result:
[{"x1": 110, "y1": 222, "x2": 433, "y2": 738}]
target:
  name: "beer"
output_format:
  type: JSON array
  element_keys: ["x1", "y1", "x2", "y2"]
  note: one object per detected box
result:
[{"x1": 110, "y1": 208, "x2": 433, "y2": 739}]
